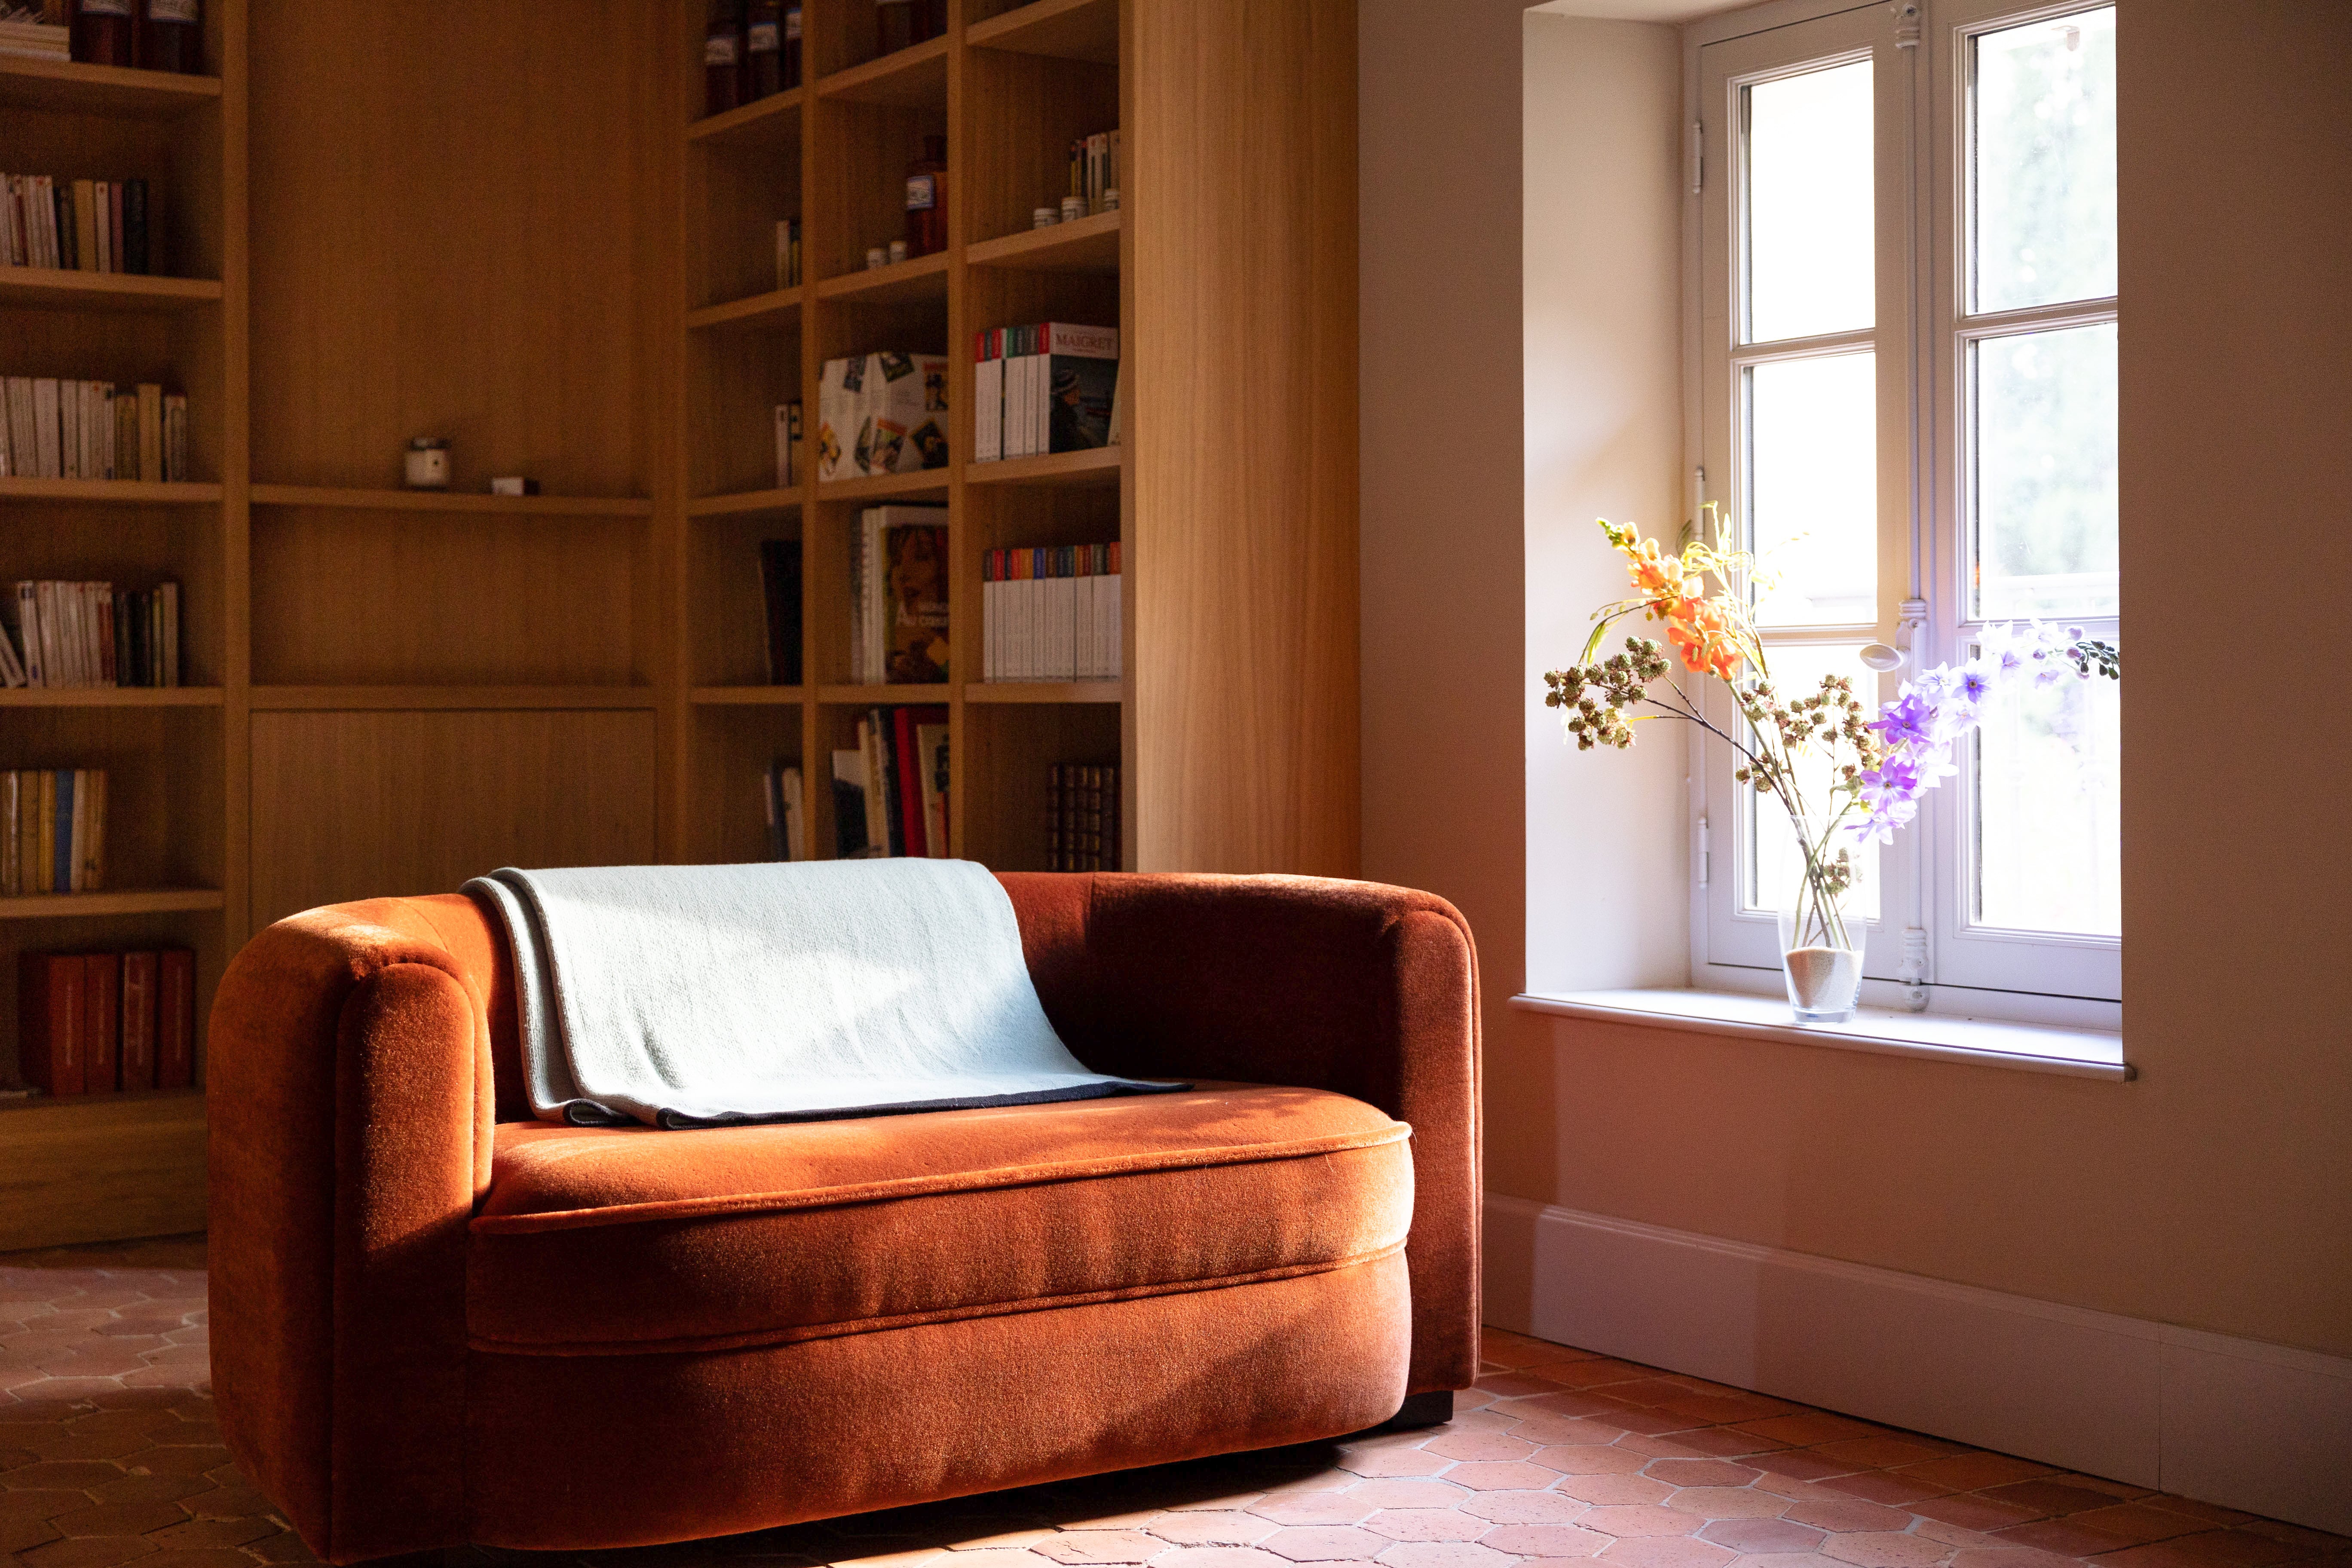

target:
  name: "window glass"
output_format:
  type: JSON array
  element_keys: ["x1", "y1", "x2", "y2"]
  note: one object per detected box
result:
[
  {"x1": 1974, "y1": 655, "x2": 2120, "y2": 936},
  {"x1": 1972, "y1": 322, "x2": 2118, "y2": 619},
  {"x1": 1747, "y1": 353, "x2": 1877, "y2": 627},
  {"x1": 1745, "y1": 60, "x2": 1874, "y2": 342},
  {"x1": 1972, "y1": 7, "x2": 2117, "y2": 312}
]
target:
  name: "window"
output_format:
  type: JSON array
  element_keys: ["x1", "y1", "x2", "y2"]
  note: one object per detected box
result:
[{"x1": 1692, "y1": 0, "x2": 2119, "y2": 1020}]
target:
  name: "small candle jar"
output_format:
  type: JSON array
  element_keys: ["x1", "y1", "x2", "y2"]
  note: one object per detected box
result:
[
  {"x1": 1033, "y1": 206, "x2": 1059, "y2": 229},
  {"x1": 404, "y1": 438, "x2": 450, "y2": 490},
  {"x1": 1102, "y1": 188, "x2": 1120, "y2": 211},
  {"x1": 1060, "y1": 195, "x2": 1087, "y2": 223},
  {"x1": 865, "y1": 245, "x2": 888, "y2": 270},
  {"x1": 888, "y1": 239, "x2": 909, "y2": 264}
]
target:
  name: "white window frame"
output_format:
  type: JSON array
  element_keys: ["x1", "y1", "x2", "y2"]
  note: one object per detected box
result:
[{"x1": 1684, "y1": 0, "x2": 2122, "y2": 1029}]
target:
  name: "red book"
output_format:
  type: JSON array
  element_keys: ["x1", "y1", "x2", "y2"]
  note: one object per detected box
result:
[
  {"x1": 892, "y1": 708, "x2": 924, "y2": 858},
  {"x1": 19, "y1": 953, "x2": 86, "y2": 1096},
  {"x1": 157, "y1": 948, "x2": 194, "y2": 1090},
  {"x1": 120, "y1": 950, "x2": 158, "y2": 1091},
  {"x1": 82, "y1": 951, "x2": 121, "y2": 1094}
]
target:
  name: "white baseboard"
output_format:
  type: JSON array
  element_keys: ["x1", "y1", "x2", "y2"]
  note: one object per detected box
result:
[{"x1": 1482, "y1": 1193, "x2": 2352, "y2": 1535}]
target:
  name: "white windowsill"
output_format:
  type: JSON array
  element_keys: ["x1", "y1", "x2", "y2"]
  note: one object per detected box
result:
[{"x1": 1510, "y1": 988, "x2": 2132, "y2": 1081}]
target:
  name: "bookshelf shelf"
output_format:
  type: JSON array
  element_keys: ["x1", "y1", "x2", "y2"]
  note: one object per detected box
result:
[
  {"x1": 686, "y1": 85, "x2": 805, "y2": 146},
  {"x1": 818, "y1": 683, "x2": 955, "y2": 706},
  {"x1": 813, "y1": 251, "x2": 952, "y2": 305},
  {"x1": 250, "y1": 686, "x2": 661, "y2": 712},
  {"x1": 0, "y1": 55, "x2": 221, "y2": 117},
  {"x1": 965, "y1": 447, "x2": 1123, "y2": 488},
  {"x1": 815, "y1": 37, "x2": 950, "y2": 108},
  {"x1": 815, "y1": 469, "x2": 951, "y2": 503},
  {"x1": 0, "y1": 1084, "x2": 204, "y2": 1117},
  {"x1": 689, "y1": 488, "x2": 805, "y2": 518},
  {"x1": 691, "y1": 686, "x2": 808, "y2": 706},
  {"x1": 0, "y1": 687, "x2": 223, "y2": 708},
  {"x1": 968, "y1": 0, "x2": 1121, "y2": 65},
  {"x1": 686, "y1": 285, "x2": 804, "y2": 332},
  {"x1": 967, "y1": 210, "x2": 1121, "y2": 273},
  {"x1": 0, "y1": 888, "x2": 224, "y2": 919},
  {"x1": 249, "y1": 485, "x2": 655, "y2": 517},
  {"x1": 0, "y1": 266, "x2": 225, "y2": 313},
  {"x1": 965, "y1": 681, "x2": 1123, "y2": 705},
  {"x1": 0, "y1": 478, "x2": 222, "y2": 505}
]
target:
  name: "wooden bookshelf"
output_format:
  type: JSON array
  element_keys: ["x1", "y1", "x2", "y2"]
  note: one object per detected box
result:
[
  {"x1": 674, "y1": 0, "x2": 1355, "y2": 877},
  {"x1": 0, "y1": 3, "x2": 242, "y2": 1247},
  {"x1": 1, "y1": 0, "x2": 1354, "y2": 1250}
]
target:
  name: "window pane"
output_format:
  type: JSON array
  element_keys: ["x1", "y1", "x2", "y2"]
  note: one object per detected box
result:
[
  {"x1": 1973, "y1": 322, "x2": 2117, "y2": 619},
  {"x1": 1747, "y1": 353, "x2": 1876, "y2": 627},
  {"x1": 1743, "y1": 641, "x2": 1878, "y2": 921},
  {"x1": 1744, "y1": 60, "x2": 1873, "y2": 342},
  {"x1": 1972, "y1": 7, "x2": 2116, "y2": 312},
  {"x1": 1974, "y1": 657, "x2": 2119, "y2": 937}
]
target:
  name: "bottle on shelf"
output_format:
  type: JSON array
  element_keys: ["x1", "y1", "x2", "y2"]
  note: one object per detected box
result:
[
  {"x1": 783, "y1": 3, "x2": 802, "y2": 90},
  {"x1": 905, "y1": 135, "x2": 947, "y2": 259},
  {"x1": 704, "y1": 0, "x2": 746, "y2": 119},
  {"x1": 143, "y1": 0, "x2": 202, "y2": 74},
  {"x1": 746, "y1": 0, "x2": 782, "y2": 99},
  {"x1": 71, "y1": 0, "x2": 136, "y2": 67}
]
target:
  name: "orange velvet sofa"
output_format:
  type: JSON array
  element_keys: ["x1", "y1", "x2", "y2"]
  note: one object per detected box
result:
[{"x1": 206, "y1": 872, "x2": 1481, "y2": 1565}]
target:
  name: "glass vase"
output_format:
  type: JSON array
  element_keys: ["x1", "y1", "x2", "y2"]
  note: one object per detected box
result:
[{"x1": 1778, "y1": 876, "x2": 1864, "y2": 1023}]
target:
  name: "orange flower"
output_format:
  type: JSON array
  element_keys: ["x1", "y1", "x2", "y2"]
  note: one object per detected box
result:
[{"x1": 1602, "y1": 519, "x2": 1747, "y2": 681}]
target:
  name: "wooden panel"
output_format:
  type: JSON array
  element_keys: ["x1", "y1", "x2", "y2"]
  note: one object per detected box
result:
[
  {"x1": 246, "y1": 0, "x2": 644, "y2": 494},
  {"x1": 959, "y1": 701, "x2": 1120, "y2": 870},
  {"x1": 1130, "y1": 0, "x2": 1357, "y2": 875},
  {"x1": 248, "y1": 709, "x2": 658, "y2": 927},
  {"x1": 691, "y1": 511, "x2": 805, "y2": 686},
  {"x1": 0, "y1": 1093, "x2": 208, "y2": 1253},
  {"x1": 686, "y1": 706, "x2": 804, "y2": 864},
  {"x1": 249, "y1": 506, "x2": 644, "y2": 686}
]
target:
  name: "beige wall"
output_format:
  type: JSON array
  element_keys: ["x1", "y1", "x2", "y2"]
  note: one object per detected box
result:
[{"x1": 1360, "y1": 0, "x2": 2352, "y2": 1358}]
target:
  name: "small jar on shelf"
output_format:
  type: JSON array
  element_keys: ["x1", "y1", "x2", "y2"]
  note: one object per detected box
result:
[{"x1": 904, "y1": 135, "x2": 947, "y2": 259}]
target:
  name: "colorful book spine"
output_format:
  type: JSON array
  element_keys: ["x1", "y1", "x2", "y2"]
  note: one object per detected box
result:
[
  {"x1": 982, "y1": 542, "x2": 1121, "y2": 683},
  {"x1": 19, "y1": 952, "x2": 85, "y2": 1096},
  {"x1": 0, "y1": 768, "x2": 107, "y2": 895}
]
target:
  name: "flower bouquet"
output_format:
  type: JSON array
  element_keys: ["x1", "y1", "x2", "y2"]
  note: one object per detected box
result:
[{"x1": 1544, "y1": 512, "x2": 2119, "y2": 1022}]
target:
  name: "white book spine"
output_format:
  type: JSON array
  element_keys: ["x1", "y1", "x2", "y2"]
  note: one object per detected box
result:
[{"x1": 975, "y1": 356, "x2": 1001, "y2": 463}]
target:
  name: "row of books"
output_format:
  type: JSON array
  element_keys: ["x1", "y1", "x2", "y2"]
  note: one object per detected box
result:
[
  {"x1": 2, "y1": 581, "x2": 180, "y2": 689},
  {"x1": 757, "y1": 539, "x2": 802, "y2": 686},
  {"x1": 0, "y1": 9, "x2": 64, "y2": 62},
  {"x1": 761, "y1": 759, "x2": 807, "y2": 861},
  {"x1": 16, "y1": 949, "x2": 197, "y2": 1099},
  {"x1": 1066, "y1": 132, "x2": 1121, "y2": 217},
  {"x1": 0, "y1": 378, "x2": 190, "y2": 483},
  {"x1": 0, "y1": 769, "x2": 107, "y2": 895},
  {"x1": 973, "y1": 323, "x2": 1118, "y2": 462},
  {"x1": 1046, "y1": 763, "x2": 1119, "y2": 872},
  {"x1": 833, "y1": 706, "x2": 949, "y2": 859},
  {"x1": 816, "y1": 352, "x2": 949, "y2": 483},
  {"x1": 849, "y1": 505, "x2": 949, "y2": 686},
  {"x1": 2, "y1": 174, "x2": 154, "y2": 275},
  {"x1": 772, "y1": 400, "x2": 802, "y2": 490},
  {"x1": 983, "y1": 544, "x2": 1122, "y2": 682}
]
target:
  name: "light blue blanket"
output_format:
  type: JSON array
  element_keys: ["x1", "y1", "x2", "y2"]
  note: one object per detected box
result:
[{"x1": 462, "y1": 860, "x2": 1178, "y2": 1129}]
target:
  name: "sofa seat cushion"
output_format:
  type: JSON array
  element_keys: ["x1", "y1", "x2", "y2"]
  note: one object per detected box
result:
[{"x1": 467, "y1": 1081, "x2": 1412, "y2": 1355}]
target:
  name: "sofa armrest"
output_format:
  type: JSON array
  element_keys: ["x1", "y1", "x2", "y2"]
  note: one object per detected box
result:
[
  {"x1": 997, "y1": 872, "x2": 1481, "y2": 1396},
  {"x1": 207, "y1": 894, "x2": 502, "y2": 1564}
]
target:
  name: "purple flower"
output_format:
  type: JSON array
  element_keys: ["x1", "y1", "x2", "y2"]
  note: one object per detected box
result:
[{"x1": 1868, "y1": 691, "x2": 1939, "y2": 748}]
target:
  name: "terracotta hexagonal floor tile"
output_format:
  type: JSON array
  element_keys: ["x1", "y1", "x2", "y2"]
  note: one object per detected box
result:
[
  {"x1": 1345, "y1": 1482, "x2": 1470, "y2": 1511},
  {"x1": 1423, "y1": 1433, "x2": 1536, "y2": 1464},
  {"x1": 1697, "y1": 1516, "x2": 1826, "y2": 1554},
  {"x1": 1576, "y1": 1508, "x2": 1707, "y2": 1540},
  {"x1": 1536, "y1": 1446, "x2": 1651, "y2": 1477},
  {"x1": 1439, "y1": 1462, "x2": 1562, "y2": 1492},
  {"x1": 1942, "y1": 1547, "x2": 2089, "y2": 1568},
  {"x1": 1153, "y1": 1548, "x2": 1293, "y2": 1568},
  {"x1": 17, "y1": 1537, "x2": 162, "y2": 1568},
  {"x1": 1886, "y1": 1457, "x2": 2053, "y2": 1494},
  {"x1": 1666, "y1": 1488, "x2": 1792, "y2": 1521},
  {"x1": 1333, "y1": 1450, "x2": 1454, "y2": 1481},
  {"x1": 1514, "y1": 1417, "x2": 1637, "y2": 1449},
  {"x1": 1148, "y1": 1513, "x2": 1283, "y2": 1547},
  {"x1": 1459, "y1": 1491, "x2": 1594, "y2": 1527},
  {"x1": 1590, "y1": 1536, "x2": 1737, "y2": 1568},
  {"x1": 1646, "y1": 1463, "x2": 1763, "y2": 1491},
  {"x1": 1249, "y1": 1497, "x2": 1377, "y2": 1529},
  {"x1": 1905, "y1": 1498, "x2": 2038, "y2": 1535},
  {"x1": 1037, "y1": 1531, "x2": 1167, "y2": 1564},
  {"x1": 1360, "y1": 1510, "x2": 1488, "y2": 1544},
  {"x1": 44, "y1": 1501, "x2": 192, "y2": 1539},
  {"x1": 1373, "y1": 1542, "x2": 1516, "y2": 1568},
  {"x1": 1819, "y1": 1476, "x2": 1951, "y2": 1509},
  {"x1": 1262, "y1": 1527, "x2": 1390, "y2": 1562},
  {"x1": 1778, "y1": 1497, "x2": 1916, "y2": 1535},
  {"x1": 1553, "y1": 1475, "x2": 1676, "y2": 1508},
  {"x1": 1817, "y1": 1530, "x2": 1948, "y2": 1568},
  {"x1": 1477, "y1": 1523, "x2": 1612, "y2": 1557}
]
